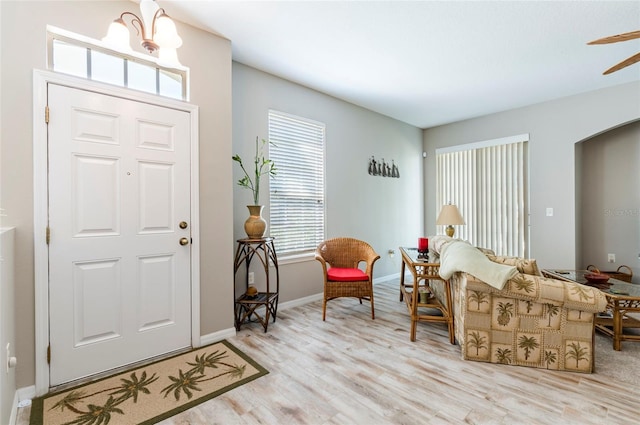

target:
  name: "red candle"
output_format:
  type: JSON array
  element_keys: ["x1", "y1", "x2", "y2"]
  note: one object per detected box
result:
[{"x1": 418, "y1": 237, "x2": 428, "y2": 252}]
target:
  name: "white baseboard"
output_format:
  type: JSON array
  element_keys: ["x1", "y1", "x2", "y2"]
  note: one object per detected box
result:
[
  {"x1": 199, "y1": 328, "x2": 237, "y2": 347},
  {"x1": 9, "y1": 391, "x2": 18, "y2": 425},
  {"x1": 279, "y1": 292, "x2": 323, "y2": 310},
  {"x1": 11, "y1": 386, "x2": 36, "y2": 425},
  {"x1": 374, "y1": 272, "x2": 401, "y2": 284},
  {"x1": 17, "y1": 386, "x2": 35, "y2": 403},
  {"x1": 269, "y1": 272, "x2": 400, "y2": 311},
  {"x1": 198, "y1": 294, "x2": 325, "y2": 346},
  {"x1": 200, "y1": 274, "x2": 399, "y2": 345}
]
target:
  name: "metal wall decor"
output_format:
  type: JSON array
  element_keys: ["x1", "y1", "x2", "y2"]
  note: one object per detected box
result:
[{"x1": 368, "y1": 156, "x2": 400, "y2": 178}]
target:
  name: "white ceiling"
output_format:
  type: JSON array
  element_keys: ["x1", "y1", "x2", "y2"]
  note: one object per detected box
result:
[{"x1": 165, "y1": 0, "x2": 640, "y2": 129}]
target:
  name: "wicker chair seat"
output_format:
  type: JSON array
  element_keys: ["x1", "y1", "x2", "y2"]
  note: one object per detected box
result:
[{"x1": 327, "y1": 267, "x2": 368, "y2": 281}]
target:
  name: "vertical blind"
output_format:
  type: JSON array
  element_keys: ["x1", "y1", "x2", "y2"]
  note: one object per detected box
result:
[
  {"x1": 268, "y1": 111, "x2": 326, "y2": 255},
  {"x1": 436, "y1": 139, "x2": 528, "y2": 257}
]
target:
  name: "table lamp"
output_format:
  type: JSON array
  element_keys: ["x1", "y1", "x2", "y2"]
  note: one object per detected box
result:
[{"x1": 436, "y1": 204, "x2": 464, "y2": 237}]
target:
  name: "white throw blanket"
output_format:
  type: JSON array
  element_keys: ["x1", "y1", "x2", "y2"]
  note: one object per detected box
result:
[{"x1": 439, "y1": 240, "x2": 518, "y2": 290}]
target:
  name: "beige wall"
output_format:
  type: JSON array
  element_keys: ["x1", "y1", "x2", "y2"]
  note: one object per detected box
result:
[
  {"x1": 0, "y1": 1, "x2": 233, "y2": 388},
  {"x1": 423, "y1": 81, "x2": 640, "y2": 269},
  {"x1": 232, "y1": 63, "x2": 424, "y2": 301},
  {"x1": 577, "y1": 121, "x2": 640, "y2": 282}
]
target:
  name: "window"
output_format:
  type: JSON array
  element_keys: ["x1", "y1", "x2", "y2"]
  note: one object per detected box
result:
[
  {"x1": 47, "y1": 26, "x2": 188, "y2": 100},
  {"x1": 436, "y1": 135, "x2": 529, "y2": 257},
  {"x1": 268, "y1": 111, "x2": 325, "y2": 256}
]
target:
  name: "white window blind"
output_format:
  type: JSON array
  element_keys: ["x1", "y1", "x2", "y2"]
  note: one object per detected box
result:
[
  {"x1": 268, "y1": 111, "x2": 325, "y2": 255},
  {"x1": 436, "y1": 137, "x2": 529, "y2": 257}
]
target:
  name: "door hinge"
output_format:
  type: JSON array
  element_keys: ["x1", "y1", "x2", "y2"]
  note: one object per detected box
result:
[
  {"x1": 46, "y1": 226, "x2": 51, "y2": 245},
  {"x1": 47, "y1": 345, "x2": 51, "y2": 364},
  {"x1": 45, "y1": 105, "x2": 50, "y2": 124}
]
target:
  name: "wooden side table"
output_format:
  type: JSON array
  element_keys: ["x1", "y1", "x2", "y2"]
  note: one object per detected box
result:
[
  {"x1": 543, "y1": 269, "x2": 640, "y2": 351},
  {"x1": 233, "y1": 237, "x2": 280, "y2": 332},
  {"x1": 399, "y1": 247, "x2": 455, "y2": 343}
]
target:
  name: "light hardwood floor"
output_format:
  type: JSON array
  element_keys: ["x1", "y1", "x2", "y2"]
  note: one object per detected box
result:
[{"x1": 18, "y1": 280, "x2": 640, "y2": 424}]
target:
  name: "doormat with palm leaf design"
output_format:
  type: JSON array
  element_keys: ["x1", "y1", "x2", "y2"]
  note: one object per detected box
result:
[{"x1": 29, "y1": 340, "x2": 268, "y2": 425}]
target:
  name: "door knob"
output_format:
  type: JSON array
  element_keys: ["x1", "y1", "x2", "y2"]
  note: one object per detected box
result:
[
  {"x1": 179, "y1": 237, "x2": 189, "y2": 246},
  {"x1": 179, "y1": 221, "x2": 188, "y2": 229}
]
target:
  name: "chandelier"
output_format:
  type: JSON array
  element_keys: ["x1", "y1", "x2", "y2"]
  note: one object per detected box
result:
[{"x1": 102, "y1": 0, "x2": 183, "y2": 66}]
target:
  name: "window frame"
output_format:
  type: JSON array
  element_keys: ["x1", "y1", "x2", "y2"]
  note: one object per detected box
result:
[
  {"x1": 268, "y1": 110, "x2": 326, "y2": 261},
  {"x1": 46, "y1": 25, "x2": 189, "y2": 101}
]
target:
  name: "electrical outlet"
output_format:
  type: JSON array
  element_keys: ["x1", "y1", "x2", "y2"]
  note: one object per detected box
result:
[
  {"x1": 608, "y1": 253, "x2": 615, "y2": 263},
  {"x1": 248, "y1": 272, "x2": 255, "y2": 284}
]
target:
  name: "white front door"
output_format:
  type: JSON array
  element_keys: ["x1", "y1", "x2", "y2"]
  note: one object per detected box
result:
[{"x1": 47, "y1": 83, "x2": 192, "y2": 386}]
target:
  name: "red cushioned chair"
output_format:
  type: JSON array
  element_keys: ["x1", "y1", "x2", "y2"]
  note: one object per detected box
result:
[{"x1": 315, "y1": 237, "x2": 380, "y2": 321}]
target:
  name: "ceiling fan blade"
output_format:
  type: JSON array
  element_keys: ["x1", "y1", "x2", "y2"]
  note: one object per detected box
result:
[
  {"x1": 603, "y1": 51, "x2": 640, "y2": 75},
  {"x1": 588, "y1": 30, "x2": 640, "y2": 45}
]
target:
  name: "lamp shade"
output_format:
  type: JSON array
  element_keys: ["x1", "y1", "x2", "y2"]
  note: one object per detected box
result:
[
  {"x1": 436, "y1": 204, "x2": 464, "y2": 237},
  {"x1": 154, "y1": 14, "x2": 183, "y2": 49},
  {"x1": 102, "y1": 18, "x2": 132, "y2": 52},
  {"x1": 436, "y1": 204, "x2": 464, "y2": 225}
]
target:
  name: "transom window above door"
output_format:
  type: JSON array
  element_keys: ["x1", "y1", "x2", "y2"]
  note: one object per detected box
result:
[{"x1": 47, "y1": 26, "x2": 189, "y2": 101}]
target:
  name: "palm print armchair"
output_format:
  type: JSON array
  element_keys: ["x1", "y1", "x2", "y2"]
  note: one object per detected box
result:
[{"x1": 430, "y1": 250, "x2": 608, "y2": 373}]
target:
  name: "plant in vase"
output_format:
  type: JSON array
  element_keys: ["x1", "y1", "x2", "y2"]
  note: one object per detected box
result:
[{"x1": 232, "y1": 137, "x2": 277, "y2": 238}]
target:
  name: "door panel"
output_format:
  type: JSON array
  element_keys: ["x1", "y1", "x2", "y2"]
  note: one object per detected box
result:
[
  {"x1": 138, "y1": 161, "x2": 174, "y2": 232},
  {"x1": 138, "y1": 254, "x2": 176, "y2": 330},
  {"x1": 73, "y1": 155, "x2": 121, "y2": 236},
  {"x1": 71, "y1": 108, "x2": 120, "y2": 145},
  {"x1": 72, "y1": 259, "x2": 122, "y2": 346},
  {"x1": 48, "y1": 84, "x2": 192, "y2": 386},
  {"x1": 138, "y1": 120, "x2": 175, "y2": 151}
]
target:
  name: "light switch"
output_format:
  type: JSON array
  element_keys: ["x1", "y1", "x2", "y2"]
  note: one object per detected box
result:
[{"x1": 546, "y1": 208, "x2": 554, "y2": 217}]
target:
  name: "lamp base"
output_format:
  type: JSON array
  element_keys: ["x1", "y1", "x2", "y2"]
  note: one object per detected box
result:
[{"x1": 445, "y1": 225, "x2": 455, "y2": 237}]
